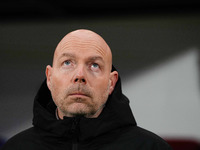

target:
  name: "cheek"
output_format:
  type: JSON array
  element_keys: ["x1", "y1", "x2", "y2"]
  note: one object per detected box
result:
[
  {"x1": 94, "y1": 78, "x2": 110, "y2": 94},
  {"x1": 51, "y1": 72, "x2": 69, "y2": 87},
  {"x1": 50, "y1": 74, "x2": 68, "y2": 97}
]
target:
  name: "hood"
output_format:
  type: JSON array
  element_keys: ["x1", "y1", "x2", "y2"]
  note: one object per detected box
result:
[{"x1": 32, "y1": 66, "x2": 137, "y2": 141}]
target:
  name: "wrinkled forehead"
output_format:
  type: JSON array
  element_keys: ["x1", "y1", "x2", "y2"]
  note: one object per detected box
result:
[{"x1": 53, "y1": 30, "x2": 112, "y2": 68}]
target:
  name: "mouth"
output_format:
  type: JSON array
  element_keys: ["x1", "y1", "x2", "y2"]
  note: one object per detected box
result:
[{"x1": 69, "y1": 92, "x2": 89, "y2": 98}]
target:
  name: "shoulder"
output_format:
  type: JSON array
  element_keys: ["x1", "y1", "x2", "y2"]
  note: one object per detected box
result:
[
  {"x1": 1, "y1": 127, "x2": 42, "y2": 150},
  {"x1": 110, "y1": 126, "x2": 172, "y2": 150},
  {"x1": 127, "y1": 126, "x2": 172, "y2": 149}
]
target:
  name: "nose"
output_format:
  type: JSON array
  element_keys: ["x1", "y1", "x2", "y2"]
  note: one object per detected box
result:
[{"x1": 73, "y1": 65, "x2": 87, "y2": 84}]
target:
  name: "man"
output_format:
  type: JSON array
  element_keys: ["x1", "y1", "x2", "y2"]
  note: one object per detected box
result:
[{"x1": 1, "y1": 29, "x2": 172, "y2": 150}]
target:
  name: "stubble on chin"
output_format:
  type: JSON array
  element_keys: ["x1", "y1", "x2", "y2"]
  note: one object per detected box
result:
[{"x1": 58, "y1": 96, "x2": 97, "y2": 117}]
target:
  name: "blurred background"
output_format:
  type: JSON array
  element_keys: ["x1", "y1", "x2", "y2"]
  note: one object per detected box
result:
[{"x1": 0, "y1": 0, "x2": 200, "y2": 149}]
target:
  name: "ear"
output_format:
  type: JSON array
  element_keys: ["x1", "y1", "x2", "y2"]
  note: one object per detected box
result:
[
  {"x1": 46, "y1": 65, "x2": 53, "y2": 91},
  {"x1": 109, "y1": 71, "x2": 118, "y2": 95}
]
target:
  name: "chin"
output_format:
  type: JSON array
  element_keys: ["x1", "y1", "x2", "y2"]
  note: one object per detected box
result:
[{"x1": 66, "y1": 103, "x2": 95, "y2": 117}]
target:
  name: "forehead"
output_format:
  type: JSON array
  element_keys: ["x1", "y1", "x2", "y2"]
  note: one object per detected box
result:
[{"x1": 54, "y1": 34, "x2": 111, "y2": 62}]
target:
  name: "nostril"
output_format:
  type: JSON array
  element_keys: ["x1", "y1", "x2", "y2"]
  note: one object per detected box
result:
[{"x1": 74, "y1": 78, "x2": 86, "y2": 83}]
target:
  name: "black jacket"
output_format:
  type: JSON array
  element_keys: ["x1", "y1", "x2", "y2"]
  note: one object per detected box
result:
[{"x1": 1, "y1": 68, "x2": 172, "y2": 150}]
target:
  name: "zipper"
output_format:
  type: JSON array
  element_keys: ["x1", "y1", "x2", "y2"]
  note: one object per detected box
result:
[
  {"x1": 72, "y1": 143, "x2": 78, "y2": 150},
  {"x1": 71, "y1": 117, "x2": 81, "y2": 150}
]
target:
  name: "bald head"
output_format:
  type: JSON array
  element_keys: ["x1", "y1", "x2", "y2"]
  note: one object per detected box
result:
[{"x1": 53, "y1": 29, "x2": 112, "y2": 70}]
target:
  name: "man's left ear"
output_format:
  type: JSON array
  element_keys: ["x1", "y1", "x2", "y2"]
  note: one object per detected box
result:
[{"x1": 109, "y1": 71, "x2": 118, "y2": 95}]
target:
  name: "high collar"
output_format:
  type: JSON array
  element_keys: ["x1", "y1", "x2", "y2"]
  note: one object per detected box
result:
[{"x1": 32, "y1": 66, "x2": 137, "y2": 141}]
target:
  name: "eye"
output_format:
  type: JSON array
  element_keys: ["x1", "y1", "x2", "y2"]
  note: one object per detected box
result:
[
  {"x1": 64, "y1": 60, "x2": 72, "y2": 66},
  {"x1": 91, "y1": 63, "x2": 100, "y2": 71},
  {"x1": 92, "y1": 63, "x2": 99, "y2": 68}
]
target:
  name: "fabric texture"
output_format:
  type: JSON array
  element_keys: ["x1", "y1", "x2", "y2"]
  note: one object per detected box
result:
[{"x1": 1, "y1": 67, "x2": 172, "y2": 150}]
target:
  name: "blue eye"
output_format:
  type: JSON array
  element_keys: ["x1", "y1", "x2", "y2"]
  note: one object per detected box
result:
[
  {"x1": 92, "y1": 63, "x2": 99, "y2": 68},
  {"x1": 91, "y1": 63, "x2": 100, "y2": 72},
  {"x1": 64, "y1": 60, "x2": 71, "y2": 66}
]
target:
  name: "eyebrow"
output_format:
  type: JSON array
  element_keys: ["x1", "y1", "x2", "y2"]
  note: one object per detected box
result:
[
  {"x1": 61, "y1": 53, "x2": 74, "y2": 58},
  {"x1": 59, "y1": 53, "x2": 76, "y2": 60},
  {"x1": 87, "y1": 56, "x2": 104, "y2": 62},
  {"x1": 59, "y1": 52, "x2": 104, "y2": 62}
]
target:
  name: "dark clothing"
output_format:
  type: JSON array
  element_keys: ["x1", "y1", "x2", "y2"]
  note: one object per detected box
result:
[{"x1": 1, "y1": 68, "x2": 172, "y2": 150}]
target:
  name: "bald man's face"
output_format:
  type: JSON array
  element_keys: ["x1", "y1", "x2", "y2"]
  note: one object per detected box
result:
[{"x1": 46, "y1": 30, "x2": 118, "y2": 118}]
